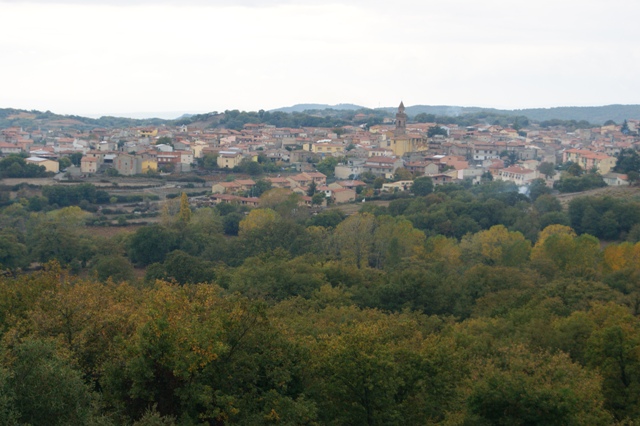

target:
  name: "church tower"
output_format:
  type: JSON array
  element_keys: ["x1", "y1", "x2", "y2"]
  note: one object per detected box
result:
[{"x1": 394, "y1": 101, "x2": 407, "y2": 136}]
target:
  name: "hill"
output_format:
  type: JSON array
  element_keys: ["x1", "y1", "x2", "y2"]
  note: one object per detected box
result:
[
  {"x1": 401, "y1": 104, "x2": 640, "y2": 125},
  {"x1": 3, "y1": 102, "x2": 640, "y2": 130},
  {"x1": 270, "y1": 103, "x2": 640, "y2": 125},
  {"x1": 271, "y1": 103, "x2": 365, "y2": 113},
  {"x1": 0, "y1": 108, "x2": 167, "y2": 130}
]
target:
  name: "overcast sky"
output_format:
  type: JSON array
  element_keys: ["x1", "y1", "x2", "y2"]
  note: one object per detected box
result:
[{"x1": 1, "y1": 0, "x2": 639, "y2": 118}]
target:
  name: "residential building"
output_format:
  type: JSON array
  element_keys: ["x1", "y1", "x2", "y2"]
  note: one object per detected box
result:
[
  {"x1": 80, "y1": 156, "x2": 98, "y2": 174},
  {"x1": 562, "y1": 149, "x2": 617, "y2": 174},
  {"x1": 217, "y1": 151, "x2": 244, "y2": 169},
  {"x1": 25, "y1": 157, "x2": 59, "y2": 173},
  {"x1": 382, "y1": 180, "x2": 413, "y2": 192},
  {"x1": 602, "y1": 172, "x2": 630, "y2": 186},
  {"x1": 497, "y1": 166, "x2": 539, "y2": 185},
  {"x1": 332, "y1": 187, "x2": 356, "y2": 203}
]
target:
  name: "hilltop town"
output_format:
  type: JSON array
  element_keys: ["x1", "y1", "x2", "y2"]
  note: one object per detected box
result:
[
  {"x1": 4, "y1": 104, "x2": 640, "y2": 425},
  {"x1": 1, "y1": 103, "x2": 639, "y2": 212}
]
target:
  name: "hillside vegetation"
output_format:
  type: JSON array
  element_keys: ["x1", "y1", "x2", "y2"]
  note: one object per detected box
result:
[
  {"x1": 3, "y1": 102, "x2": 639, "y2": 130},
  {"x1": 1, "y1": 182, "x2": 640, "y2": 424}
]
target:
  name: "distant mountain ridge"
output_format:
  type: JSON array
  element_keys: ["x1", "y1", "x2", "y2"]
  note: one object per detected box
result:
[
  {"x1": 403, "y1": 104, "x2": 640, "y2": 125},
  {"x1": 2, "y1": 103, "x2": 640, "y2": 129},
  {"x1": 275, "y1": 103, "x2": 640, "y2": 125},
  {"x1": 271, "y1": 103, "x2": 364, "y2": 113}
]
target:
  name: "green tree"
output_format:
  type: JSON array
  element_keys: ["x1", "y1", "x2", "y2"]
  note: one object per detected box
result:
[
  {"x1": 534, "y1": 194, "x2": 562, "y2": 214},
  {"x1": 566, "y1": 162, "x2": 584, "y2": 177},
  {"x1": 8, "y1": 338, "x2": 93, "y2": 425},
  {"x1": 538, "y1": 162, "x2": 556, "y2": 179},
  {"x1": 128, "y1": 225, "x2": 179, "y2": 266},
  {"x1": 58, "y1": 156, "x2": 72, "y2": 169},
  {"x1": 311, "y1": 192, "x2": 325, "y2": 206},
  {"x1": 463, "y1": 345, "x2": 611, "y2": 425},
  {"x1": 614, "y1": 149, "x2": 640, "y2": 174},
  {"x1": 307, "y1": 180, "x2": 317, "y2": 196},
  {"x1": 315, "y1": 157, "x2": 340, "y2": 178},
  {"x1": 393, "y1": 167, "x2": 412, "y2": 181},
  {"x1": 253, "y1": 179, "x2": 272, "y2": 197},
  {"x1": 156, "y1": 136, "x2": 173, "y2": 146},
  {"x1": 199, "y1": 153, "x2": 218, "y2": 170},
  {"x1": 414, "y1": 113, "x2": 436, "y2": 123},
  {"x1": 223, "y1": 212, "x2": 243, "y2": 236},
  {"x1": 411, "y1": 176, "x2": 434, "y2": 196},
  {"x1": 26, "y1": 207, "x2": 95, "y2": 270},
  {"x1": 93, "y1": 255, "x2": 135, "y2": 283},
  {"x1": 500, "y1": 150, "x2": 518, "y2": 167},
  {"x1": 427, "y1": 125, "x2": 448, "y2": 137},
  {"x1": 245, "y1": 160, "x2": 262, "y2": 176},
  {"x1": 528, "y1": 178, "x2": 551, "y2": 201},
  {"x1": 70, "y1": 152, "x2": 83, "y2": 166},
  {"x1": 0, "y1": 230, "x2": 28, "y2": 271}
]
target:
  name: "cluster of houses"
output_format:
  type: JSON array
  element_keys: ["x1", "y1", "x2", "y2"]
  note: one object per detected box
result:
[
  {"x1": 207, "y1": 171, "x2": 361, "y2": 207},
  {"x1": 1, "y1": 104, "x2": 639, "y2": 206}
]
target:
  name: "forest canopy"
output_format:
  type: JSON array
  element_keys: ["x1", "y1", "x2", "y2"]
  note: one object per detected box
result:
[{"x1": 1, "y1": 182, "x2": 640, "y2": 424}]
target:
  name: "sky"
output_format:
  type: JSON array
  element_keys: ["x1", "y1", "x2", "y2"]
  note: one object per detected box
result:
[{"x1": 1, "y1": 0, "x2": 639, "y2": 118}]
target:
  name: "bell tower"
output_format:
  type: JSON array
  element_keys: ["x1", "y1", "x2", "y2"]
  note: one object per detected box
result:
[{"x1": 394, "y1": 101, "x2": 407, "y2": 136}]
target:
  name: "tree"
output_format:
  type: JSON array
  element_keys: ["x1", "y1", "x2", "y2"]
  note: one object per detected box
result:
[
  {"x1": 0, "y1": 230, "x2": 28, "y2": 271},
  {"x1": 538, "y1": 162, "x2": 556, "y2": 179},
  {"x1": 334, "y1": 213, "x2": 375, "y2": 268},
  {"x1": 460, "y1": 225, "x2": 531, "y2": 267},
  {"x1": 253, "y1": 179, "x2": 272, "y2": 197},
  {"x1": 500, "y1": 150, "x2": 518, "y2": 167},
  {"x1": 307, "y1": 180, "x2": 317, "y2": 197},
  {"x1": 223, "y1": 212, "x2": 243, "y2": 236},
  {"x1": 481, "y1": 171, "x2": 494, "y2": 181},
  {"x1": 128, "y1": 225, "x2": 179, "y2": 266},
  {"x1": 178, "y1": 193, "x2": 191, "y2": 224},
  {"x1": 93, "y1": 255, "x2": 135, "y2": 283},
  {"x1": 621, "y1": 119, "x2": 630, "y2": 134},
  {"x1": 393, "y1": 167, "x2": 412, "y2": 181},
  {"x1": 58, "y1": 156, "x2": 72, "y2": 169},
  {"x1": 26, "y1": 207, "x2": 95, "y2": 270},
  {"x1": 373, "y1": 177, "x2": 385, "y2": 190},
  {"x1": 534, "y1": 194, "x2": 562, "y2": 214},
  {"x1": 69, "y1": 152, "x2": 83, "y2": 166},
  {"x1": 239, "y1": 208, "x2": 278, "y2": 236},
  {"x1": 531, "y1": 225, "x2": 600, "y2": 278},
  {"x1": 159, "y1": 250, "x2": 215, "y2": 285},
  {"x1": 614, "y1": 149, "x2": 640, "y2": 174},
  {"x1": 199, "y1": 153, "x2": 219, "y2": 170},
  {"x1": 307, "y1": 209, "x2": 345, "y2": 228},
  {"x1": 316, "y1": 157, "x2": 340, "y2": 178},
  {"x1": 427, "y1": 125, "x2": 448, "y2": 137},
  {"x1": 566, "y1": 162, "x2": 584, "y2": 177},
  {"x1": 156, "y1": 136, "x2": 173, "y2": 146},
  {"x1": 245, "y1": 160, "x2": 262, "y2": 176},
  {"x1": 528, "y1": 178, "x2": 551, "y2": 201},
  {"x1": 8, "y1": 338, "x2": 94, "y2": 425},
  {"x1": 463, "y1": 345, "x2": 611, "y2": 425},
  {"x1": 311, "y1": 192, "x2": 325, "y2": 206},
  {"x1": 411, "y1": 176, "x2": 434, "y2": 196},
  {"x1": 414, "y1": 113, "x2": 436, "y2": 123}
]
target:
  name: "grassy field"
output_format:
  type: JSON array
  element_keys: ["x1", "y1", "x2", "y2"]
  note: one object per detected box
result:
[{"x1": 556, "y1": 185, "x2": 640, "y2": 208}]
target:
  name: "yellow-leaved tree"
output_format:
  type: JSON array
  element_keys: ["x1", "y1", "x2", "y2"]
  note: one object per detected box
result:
[
  {"x1": 460, "y1": 225, "x2": 531, "y2": 267},
  {"x1": 238, "y1": 208, "x2": 278, "y2": 236}
]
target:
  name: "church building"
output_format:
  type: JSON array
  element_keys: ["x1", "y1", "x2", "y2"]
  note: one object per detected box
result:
[{"x1": 386, "y1": 102, "x2": 426, "y2": 157}]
